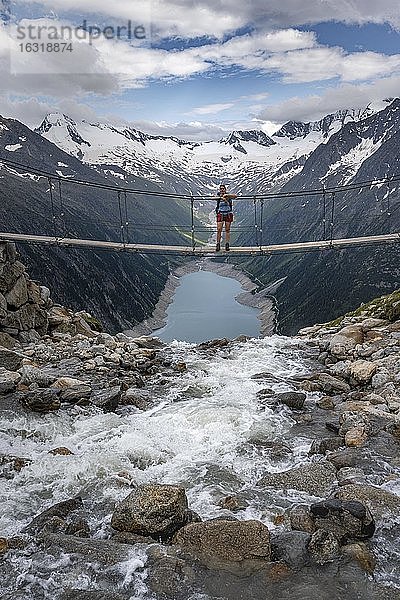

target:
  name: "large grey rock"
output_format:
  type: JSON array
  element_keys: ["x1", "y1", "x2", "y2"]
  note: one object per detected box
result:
[
  {"x1": 0, "y1": 368, "x2": 21, "y2": 393},
  {"x1": 90, "y1": 386, "x2": 121, "y2": 412},
  {"x1": 0, "y1": 292, "x2": 6, "y2": 318},
  {"x1": 111, "y1": 484, "x2": 189, "y2": 540},
  {"x1": 24, "y1": 497, "x2": 84, "y2": 534},
  {"x1": 0, "y1": 347, "x2": 24, "y2": 371},
  {"x1": 20, "y1": 388, "x2": 61, "y2": 413},
  {"x1": 335, "y1": 484, "x2": 400, "y2": 520},
  {"x1": 1, "y1": 304, "x2": 47, "y2": 333},
  {"x1": 19, "y1": 365, "x2": 55, "y2": 387},
  {"x1": 258, "y1": 461, "x2": 337, "y2": 497},
  {"x1": 60, "y1": 385, "x2": 93, "y2": 403},
  {"x1": 330, "y1": 326, "x2": 364, "y2": 358},
  {"x1": 276, "y1": 391, "x2": 306, "y2": 410},
  {"x1": 307, "y1": 529, "x2": 340, "y2": 564},
  {"x1": 0, "y1": 260, "x2": 25, "y2": 294},
  {"x1": 270, "y1": 530, "x2": 311, "y2": 568},
  {"x1": 173, "y1": 519, "x2": 271, "y2": 571},
  {"x1": 310, "y1": 499, "x2": 375, "y2": 542},
  {"x1": 350, "y1": 361, "x2": 378, "y2": 384},
  {"x1": 5, "y1": 275, "x2": 28, "y2": 309}
]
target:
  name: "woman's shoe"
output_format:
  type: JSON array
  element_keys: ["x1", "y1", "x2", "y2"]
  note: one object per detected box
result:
[
  {"x1": 215, "y1": 242, "x2": 221, "y2": 252},
  {"x1": 225, "y1": 242, "x2": 230, "y2": 251}
]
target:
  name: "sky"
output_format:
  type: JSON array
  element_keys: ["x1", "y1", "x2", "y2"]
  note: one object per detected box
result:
[{"x1": 0, "y1": 0, "x2": 400, "y2": 139}]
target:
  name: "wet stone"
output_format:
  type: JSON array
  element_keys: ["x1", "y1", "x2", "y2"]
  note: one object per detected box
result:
[
  {"x1": 310, "y1": 499, "x2": 375, "y2": 542},
  {"x1": 20, "y1": 388, "x2": 61, "y2": 413},
  {"x1": 258, "y1": 461, "x2": 337, "y2": 497},
  {"x1": 111, "y1": 483, "x2": 189, "y2": 541},
  {"x1": 90, "y1": 386, "x2": 121, "y2": 412},
  {"x1": 307, "y1": 529, "x2": 340, "y2": 564},
  {"x1": 276, "y1": 391, "x2": 306, "y2": 410}
]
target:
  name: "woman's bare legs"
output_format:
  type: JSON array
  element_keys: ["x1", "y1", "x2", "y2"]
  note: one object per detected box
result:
[
  {"x1": 217, "y1": 222, "x2": 223, "y2": 244},
  {"x1": 225, "y1": 222, "x2": 231, "y2": 244}
]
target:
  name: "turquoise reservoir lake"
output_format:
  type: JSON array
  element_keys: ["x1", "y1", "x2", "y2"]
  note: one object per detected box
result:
[{"x1": 155, "y1": 270, "x2": 261, "y2": 343}]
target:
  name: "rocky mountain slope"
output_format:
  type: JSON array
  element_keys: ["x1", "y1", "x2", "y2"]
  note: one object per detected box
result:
[
  {"x1": 235, "y1": 99, "x2": 400, "y2": 333},
  {"x1": 0, "y1": 116, "x2": 200, "y2": 332}
]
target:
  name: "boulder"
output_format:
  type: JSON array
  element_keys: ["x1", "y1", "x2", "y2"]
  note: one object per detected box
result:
[
  {"x1": 40, "y1": 533, "x2": 130, "y2": 566},
  {"x1": 0, "y1": 368, "x2": 21, "y2": 393},
  {"x1": 24, "y1": 497, "x2": 84, "y2": 534},
  {"x1": 0, "y1": 332, "x2": 18, "y2": 349},
  {"x1": 258, "y1": 461, "x2": 337, "y2": 497},
  {"x1": 5, "y1": 275, "x2": 28, "y2": 309},
  {"x1": 335, "y1": 484, "x2": 400, "y2": 520},
  {"x1": 60, "y1": 385, "x2": 93, "y2": 403},
  {"x1": 329, "y1": 326, "x2": 364, "y2": 358},
  {"x1": 1, "y1": 304, "x2": 47, "y2": 333},
  {"x1": 301, "y1": 373, "x2": 350, "y2": 395},
  {"x1": 289, "y1": 505, "x2": 316, "y2": 534},
  {"x1": 276, "y1": 391, "x2": 306, "y2": 410},
  {"x1": 309, "y1": 437, "x2": 344, "y2": 456},
  {"x1": 0, "y1": 347, "x2": 24, "y2": 371},
  {"x1": 0, "y1": 260, "x2": 25, "y2": 294},
  {"x1": 307, "y1": 529, "x2": 340, "y2": 564},
  {"x1": 20, "y1": 388, "x2": 61, "y2": 413},
  {"x1": 350, "y1": 361, "x2": 377, "y2": 385},
  {"x1": 52, "y1": 377, "x2": 88, "y2": 389},
  {"x1": 341, "y1": 542, "x2": 376, "y2": 574},
  {"x1": 111, "y1": 484, "x2": 189, "y2": 540},
  {"x1": 173, "y1": 519, "x2": 271, "y2": 571},
  {"x1": 310, "y1": 499, "x2": 375, "y2": 542},
  {"x1": 270, "y1": 530, "x2": 311, "y2": 569},
  {"x1": 345, "y1": 426, "x2": 368, "y2": 448},
  {"x1": 19, "y1": 365, "x2": 55, "y2": 387},
  {"x1": 90, "y1": 386, "x2": 121, "y2": 412},
  {"x1": 48, "y1": 306, "x2": 72, "y2": 327},
  {"x1": 327, "y1": 449, "x2": 363, "y2": 470}
]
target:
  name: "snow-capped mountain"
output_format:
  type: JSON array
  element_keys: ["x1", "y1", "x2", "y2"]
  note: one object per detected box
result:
[
  {"x1": 35, "y1": 99, "x2": 395, "y2": 197},
  {"x1": 274, "y1": 102, "x2": 392, "y2": 140}
]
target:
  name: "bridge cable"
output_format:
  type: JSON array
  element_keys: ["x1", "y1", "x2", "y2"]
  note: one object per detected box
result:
[
  {"x1": 47, "y1": 177, "x2": 57, "y2": 239},
  {"x1": 322, "y1": 186, "x2": 327, "y2": 241},
  {"x1": 123, "y1": 190, "x2": 130, "y2": 244},
  {"x1": 57, "y1": 177, "x2": 66, "y2": 238},
  {"x1": 117, "y1": 191, "x2": 126, "y2": 247},
  {"x1": 2, "y1": 155, "x2": 400, "y2": 201},
  {"x1": 190, "y1": 191, "x2": 196, "y2": 252},
  {"x1": 259, "y1": 199, "x2": 264, "y2": 252},
  {"x1": 329, "y1": 192, "x2": 336, "y2": 247},
  {"x1": 253, "y1": 196, "x2": 259, "y2": 247}
]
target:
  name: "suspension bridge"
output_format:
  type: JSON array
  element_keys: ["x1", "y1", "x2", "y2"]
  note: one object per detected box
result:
[{"x1": 1, "y1": 157, "x2": 399, "y2": 257}]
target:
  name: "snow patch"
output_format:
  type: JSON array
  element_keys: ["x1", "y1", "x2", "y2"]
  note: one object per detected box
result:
[{"x1": 5, "y1": 144, "x2": 22, "y2": 152}]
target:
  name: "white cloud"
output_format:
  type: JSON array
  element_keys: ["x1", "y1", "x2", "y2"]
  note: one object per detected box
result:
[
  {"x1": 256, "y1": 77, "x2": 400, "y2": 123},
  {"x1": 17, "y1": 0, "x2": 400, "y2": 39},
  {"x1": 0, "y1": 95, "x2": 99, "y2": 126},
  {"x1": 192, "y1": 103, "x2": 234, "y2": 115}
]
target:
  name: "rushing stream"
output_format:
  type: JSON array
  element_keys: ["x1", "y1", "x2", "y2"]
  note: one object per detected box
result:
[{"x1": 1, "y1": 336, "x2": 399, "y2": 599}]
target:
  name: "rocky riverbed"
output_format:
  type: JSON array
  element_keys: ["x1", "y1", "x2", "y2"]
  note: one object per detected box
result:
[{"x1": 1, "y1": 242, "x2": 400, "y2": 600}]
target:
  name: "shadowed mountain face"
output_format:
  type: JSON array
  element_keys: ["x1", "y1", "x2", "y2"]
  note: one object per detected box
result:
[
  {"x1": 0, "y1": 116, "x2": 197, "y2": 332},
  {"x1": 235, "y1": 100, "x2": 400, "y2": 334}
]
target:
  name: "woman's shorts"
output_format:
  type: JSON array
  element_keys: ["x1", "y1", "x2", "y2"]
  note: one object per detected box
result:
[{"x1": 217, "y1": 212, "x2": 233, "y2": 223}]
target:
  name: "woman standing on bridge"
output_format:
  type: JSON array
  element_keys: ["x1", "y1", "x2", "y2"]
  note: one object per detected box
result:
[{"x1": 215, "y1": 184, "x2": 237, "y2": 252}]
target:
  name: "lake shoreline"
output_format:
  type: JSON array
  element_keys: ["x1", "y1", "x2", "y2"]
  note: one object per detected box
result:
[{"x1": 126, "y1": 258, "x2": 278, "y2": 339}]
